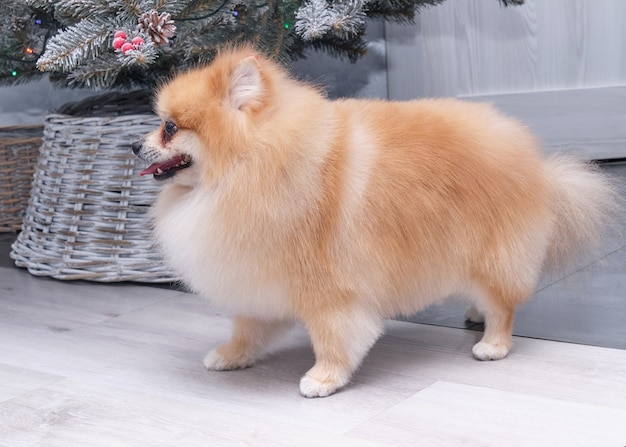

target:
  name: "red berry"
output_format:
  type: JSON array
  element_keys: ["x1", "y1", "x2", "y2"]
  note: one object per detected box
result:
[
  {"x1": 114, "y1": 30, "x2": 127, "y2": 40},
  {"x1": 113, "y1": 37, "x2": 126, "y2": 50},
  {"x1": 121, "y1": 42, "x2": 134, "y2": 54},
  {"x1": 132, "y1": 36, "x2": 145, "y2": 47}
]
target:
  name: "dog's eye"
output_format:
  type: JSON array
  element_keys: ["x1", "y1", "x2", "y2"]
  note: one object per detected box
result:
[{"x1": 164, "y1": 120, "x2": 178, "y2": 137}]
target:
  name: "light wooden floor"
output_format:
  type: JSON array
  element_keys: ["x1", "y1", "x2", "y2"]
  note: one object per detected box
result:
[{"x1": 1, "y1": 257, "x2": 626, "y2": 447}]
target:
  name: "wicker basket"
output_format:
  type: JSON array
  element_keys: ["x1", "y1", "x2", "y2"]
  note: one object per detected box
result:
[
  {"x1": 10, "y1": 91, "x2": 179, "y2": 283},
  {"x1": 0, "y1": 125, "x2": 43, "y2": 232}
]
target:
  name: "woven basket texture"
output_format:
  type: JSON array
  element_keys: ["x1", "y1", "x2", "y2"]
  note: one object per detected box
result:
[
  {"x1": 0, "y1": 125, "x2": 43, "y2": 232},
  {"x1": 10, "y1": 91, "x2": 179, "y2": 283}
]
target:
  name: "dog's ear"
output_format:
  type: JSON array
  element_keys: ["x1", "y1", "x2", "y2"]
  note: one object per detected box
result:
[{"x1": 228, "y1": 55, "x2": 263, "y2": 110}]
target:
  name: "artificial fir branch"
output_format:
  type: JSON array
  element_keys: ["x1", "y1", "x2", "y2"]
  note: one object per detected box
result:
[
  {"x1": 23, "y1": 0, "x2": 56, "y2": 13},
  {"x1": 0, "y1": 68, "x2": 43, "y2": 85},
  {"x1": 115, "y1": 0, "x2": 150, "y2": 18},
  {"x1": 37, "y1": 17, "x2": 114, "y2": 72},
  {"x1": 329, "y1": 1, "x2": 368, "y2": 37},
  {"x1": 65, "y1": 44, "x2": 157, "y2": 89},
  {"x1": 295, "y1": 0, "x2": 336, "y2": 41},
  {"x1": 177, "y1": 15, "x2": 234, "y2": 60},
  {"x1": 65, "y1": 59, "x2": 125, "y2": 89},
  {"x1": 54, "y1": 0, "x2": 114, "y2": 22},
  {"x1": 171, "y1": 0, "x2": 222, "y2": 19},
  {"x1": 303, "y1": 32, "x2": 368, "y2": 62},
  {"x1": 3, "y1": 0, "x2": 524, "y2": 90},
  {"x1": 1, "y1": 0, "x2": 51, "y2": 83}
]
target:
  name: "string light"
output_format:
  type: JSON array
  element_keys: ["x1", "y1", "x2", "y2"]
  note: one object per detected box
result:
[
  {"x1": 35, "y1": 19, "x2": 42, "y2": 25},
  {"x1": 25, "y1": 47, "x2": 34, "y2": 54},
  {"x1": 11, "y1": 70, "x2": 17, "y2": 77}
]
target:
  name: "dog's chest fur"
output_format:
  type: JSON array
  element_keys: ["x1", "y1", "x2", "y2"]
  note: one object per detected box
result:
[{"x1": 152, "y1": 184, "x2": 292, "y2": 319}]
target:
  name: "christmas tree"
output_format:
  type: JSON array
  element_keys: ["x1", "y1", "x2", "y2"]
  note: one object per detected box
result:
[{"x1": 0, "y1": 0, "x2": 522, "y2": 91}]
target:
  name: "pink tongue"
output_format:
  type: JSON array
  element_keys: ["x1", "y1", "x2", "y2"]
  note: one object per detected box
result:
[{"x1": 139, "y1": 156, "x2": 185, "y2": 176}]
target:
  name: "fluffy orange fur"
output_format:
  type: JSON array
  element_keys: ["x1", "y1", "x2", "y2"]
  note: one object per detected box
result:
[{"x1": 133, "y1": 46, "x2": 620, "y2": 397}]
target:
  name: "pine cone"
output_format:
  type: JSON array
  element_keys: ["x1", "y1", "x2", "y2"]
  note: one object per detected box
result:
[{"x1": 137, "y1": 10, "x2": 176, "y2": 46}]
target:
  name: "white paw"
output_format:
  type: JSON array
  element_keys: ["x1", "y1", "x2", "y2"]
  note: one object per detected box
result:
[
  {"x1": 203, "y1": 349, "x2": 253, "y2": 371},
  {"x1": 299, "y1": 375, "x2": 338, "y2": 398},
  {"x1": 203, "y1": 350, "x2": 230, "y2": 370},
  {"x1": 472, "y1": 341, "x2": 510, "y2": 361},
  {"x1": 465, "y1": 306, "x2": 485, "y2": 324}
]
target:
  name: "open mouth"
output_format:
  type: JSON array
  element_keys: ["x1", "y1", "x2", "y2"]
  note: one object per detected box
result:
[{"x1": 139, "y1": 154, "x2": 192, "y2": 181}]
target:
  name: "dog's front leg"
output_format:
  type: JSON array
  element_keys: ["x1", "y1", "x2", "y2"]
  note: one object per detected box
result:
[
  {"x1": 203, "y1": 316, "x2": 293, "y2": 370},
  {"x1": 299, "y1": 306, "x2": 384, "y2": 398}
]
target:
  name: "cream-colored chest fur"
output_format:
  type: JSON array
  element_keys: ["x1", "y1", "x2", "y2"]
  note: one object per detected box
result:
[{"x1": 152, "y1": 184, "x2": 292, "y2": 319}]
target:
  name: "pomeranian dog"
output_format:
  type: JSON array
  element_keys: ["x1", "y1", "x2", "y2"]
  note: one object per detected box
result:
[{"x1": 132, "y1": 46, "x2": 620, "y2": 397}]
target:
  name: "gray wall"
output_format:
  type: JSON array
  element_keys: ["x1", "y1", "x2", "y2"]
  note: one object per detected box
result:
[{"x1": 0, "y1": 80, "x2": 93, "y2": 126}]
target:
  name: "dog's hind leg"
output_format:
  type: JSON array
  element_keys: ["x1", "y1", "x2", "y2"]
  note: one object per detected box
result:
[
  {"x1": 469, "y1": 277, "x2": 536, "y2": 361},
  {"x1": 471, "y1": 298, "x2": 515, "y2": 361},
  {"x1": 203, "y1": 316, "x2": 294, "y2": 370},
  {"x1": 469, "y1": 229, "x2": 546, "y2": 360},
  {"x1": 465, "y1": 304, "x2": 485, "y2": 324}
]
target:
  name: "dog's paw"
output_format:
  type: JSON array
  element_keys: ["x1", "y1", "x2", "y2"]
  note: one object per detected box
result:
[
  {"x1": 202, "y1": 349, "x2": 254, "y2": 371},
  {"x1": 465, "y1": 306, "x2": 485, "y2": 324},
  {"x1": 299, "y1": 365, "x2": 352, "y2": 398},
  {"x1": 472, "y1": 341, "x2": 510, "y2": 361},
  {"x1": 299, "y1": 375, "x2": 340, "y2": 398}
]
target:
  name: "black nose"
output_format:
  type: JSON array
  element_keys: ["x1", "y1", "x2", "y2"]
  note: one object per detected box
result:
[{"x1": 131, "y1": 140, "x2": 142, "y2": 155}]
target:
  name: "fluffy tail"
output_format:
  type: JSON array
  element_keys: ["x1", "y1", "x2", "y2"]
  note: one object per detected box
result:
[{"x1": 544, "y1": 155, "x2": 624, "y2": 271}]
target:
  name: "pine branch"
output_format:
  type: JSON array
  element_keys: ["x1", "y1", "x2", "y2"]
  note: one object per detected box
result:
[
  {"x1": 0, "y1": 69, "x2": 44, "y2": 86},
  {"x1": 176, "y1": 14, "x2": 234, "y2": 61},
  {"x1": 306, "y1": 34, "x2": 368, "y2": 62},
  {"x1": 64, "y1": 40, "x2": 158, "y2": 89},
  {"x1": 36, "y1": 16, "x2": 114, "y2": 72},
  {"x1": 324, "y1": 1, "x2": 368, "y2": 40},
  {"x1": 295, "y1": 0, "x2": 448, "y2": 41},
  {"x1": 366, "y1": 0, "x2": 445, "y2": 23},
  {"x1": 54, "y1": 0, "x2": 115, "y2": 21},
  {"x1": 112, "y1": 0, "x2": 151, "y2": 18},
  {"x1": 6, "y1": 0, "x2": 524, "y2": 90},
  {"x1": 295, "y1": 0, "x2": 336, "y2": 41},
  {"x1": 23, "y1": 0, "x2": 56, "y2": 13},
  {"x1": 66, "y1": 61, "x2": 124, "y2": 89},
  {"x1": 169, "y1": 0, "x2": 223, "y2": 19}
]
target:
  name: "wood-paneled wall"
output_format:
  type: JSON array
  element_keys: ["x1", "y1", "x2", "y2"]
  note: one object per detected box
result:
[
  {"x1": 386, "y1": 0, "x2": 626, "y2": 98},
  {"x1": 385, "y1": 0, "x2": 626, "y2": 159}
]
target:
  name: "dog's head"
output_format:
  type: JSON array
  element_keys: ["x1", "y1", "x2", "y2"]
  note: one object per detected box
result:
[{"x1": 132, "y1": 45, "x2": 279, "y2": 185}]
